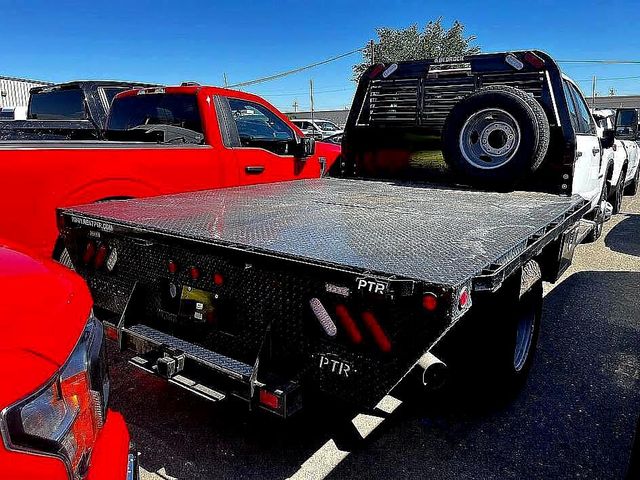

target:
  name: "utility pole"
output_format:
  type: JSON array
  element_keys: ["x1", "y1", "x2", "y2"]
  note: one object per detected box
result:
[
  {"x1": 310, "y1": 79, "x2": 315, "y2": 128},
  {"x1": 369, "y1": 39, "x2": 375, "y2": 65},
  {"x1": 591, "y1": 75, "x2": 596, "y2": 107},
  {"x1": 292, "y1": 100, "x2": 298, "y2": 112},
  {"x1": 223, "y1": 73, "x2": 229, "y2": 88}
]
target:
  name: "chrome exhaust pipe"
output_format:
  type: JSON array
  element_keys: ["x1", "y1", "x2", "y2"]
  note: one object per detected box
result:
[{"x1": 417, "y1": 352, "x2": 448, "y2": 390}]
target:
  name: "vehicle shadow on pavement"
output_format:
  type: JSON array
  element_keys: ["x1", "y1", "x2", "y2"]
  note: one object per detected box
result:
[
  {"x1": 107, "y1": 271, "x2": 640, "y2": 480},
  {"x1": 605, "y1": 214, "x2": 640, "y2": 257},
  {"x1": 329, "y1": 271, "x2": 640, "y2": 480}
]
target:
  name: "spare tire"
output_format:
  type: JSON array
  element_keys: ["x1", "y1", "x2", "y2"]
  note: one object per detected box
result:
[{"x1": 442, "y1": 85, "x2": 550, "y2": 187}]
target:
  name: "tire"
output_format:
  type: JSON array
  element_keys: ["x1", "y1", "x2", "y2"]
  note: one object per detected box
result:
[
  {"x1": 485, "y1": 281, "x2": 543, "y2": 390},
  {"x1": 438, "y1": 278, "x2": 542, "y2": 400},
  {"x1": 611, "y1": 169, "x2": 625, "y2": 215},
  {"x1": 625, "y1": 167, "x2": 640, "y2": 196},
  {"x1": 585, "y1": 180, "x2": 608, "y2": 243},
  {"x1": 442, "y1": 85, "x2": 550, "y2": 187}
]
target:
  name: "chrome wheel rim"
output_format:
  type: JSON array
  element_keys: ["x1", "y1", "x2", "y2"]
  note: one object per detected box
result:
[
  {"x1": 514, "y1": 308, "x2": 535, "y2": 372},
  {"x1": 459, "y1": 109, "x2": 521, "y2": 170}
]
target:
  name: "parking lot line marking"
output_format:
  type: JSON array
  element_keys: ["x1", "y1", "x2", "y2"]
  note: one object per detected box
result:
[
  {"x1": 352, "y1": 413, "x2": 385, "y2": 439},
  {"x1": 287, "y1": 395, "x2": 403, "y2": 479},
  {"x1": 287, "y1": 439, "x2": 350, "y2": 480}
]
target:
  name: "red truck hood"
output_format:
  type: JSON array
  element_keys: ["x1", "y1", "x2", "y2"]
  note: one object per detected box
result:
[{"x1": 0, "y1": 245, "x2": 92, "y2": 407}]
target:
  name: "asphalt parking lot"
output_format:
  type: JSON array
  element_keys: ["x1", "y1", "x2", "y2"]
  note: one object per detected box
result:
[{"x1": 108, "y1": 194, "x2": 640, "y2": 480}]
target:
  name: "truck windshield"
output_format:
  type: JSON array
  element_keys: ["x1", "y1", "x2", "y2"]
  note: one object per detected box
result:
[
  {"x1": 28, "y1": 88, "x2": 86, "y2": 120},
  {"x1": 107, "y1": 93, "x2": 202, "y2": 133}
]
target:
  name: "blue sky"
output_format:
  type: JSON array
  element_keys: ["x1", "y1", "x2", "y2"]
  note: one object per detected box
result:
[{"x1": 2, "y1": 0, "x2": 639, "y2": 112}]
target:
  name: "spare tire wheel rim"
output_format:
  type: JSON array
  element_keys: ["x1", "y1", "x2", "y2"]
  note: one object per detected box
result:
[{"x1": 459, "y1": 108, "x2": 522, "y2": 170}]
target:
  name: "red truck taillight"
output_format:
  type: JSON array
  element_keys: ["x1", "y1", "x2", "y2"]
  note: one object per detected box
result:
[{"x1": 1, "y1": 313, "x2": 109, "y2": 477}]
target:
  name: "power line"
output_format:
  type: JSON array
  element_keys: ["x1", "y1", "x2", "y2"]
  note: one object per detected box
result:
[
  {"x1": 258, "y1": 86, "x2": 354, "y2": 98},
  {"x1": 559, "y1": 59, "x2": 640, "y2": 65},
  {"x1": 575, "y1": 75, "x2": 640, "y2": 82},
  {"x1": 228, "y1": 47, "x2": 364, "y2": 88}
]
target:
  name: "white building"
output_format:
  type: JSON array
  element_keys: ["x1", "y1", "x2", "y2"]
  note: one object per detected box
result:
[{"x1": 0, "y1": 75, "x2": 52, "y2": 108}]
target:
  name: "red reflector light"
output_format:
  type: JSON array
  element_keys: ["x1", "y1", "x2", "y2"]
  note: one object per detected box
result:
[
  {"x1": 213, "y1": 273, "x2": 224, "y2": 286},
  {"x1": 168, "y1": 260, "x2": 178, "y2": 274},
  {"x1": 368, "y1": 64, "x2": 385, "y2": 79},
  {"x1": 259, "y1": 389, "x2": 280, "y2": 410},
  {"x1": 524, "y1": 51, "x2": 545, "y2": 69},
  {"x1": 422, "y1": 293, "x2": 438, "y2": 312},
  {"x1": 83, "y1": 241, "x2": 96, "y2": 264},
  {"x1": 361, "y1": 311, "x2": 392, "y2": 353},
  {"x1": 190, "y1": 266, "x2": 200, "y2": 281},
  {"x1": 335, "y1": 304, "x2": 362, "y2": 344},
  {"x1": 459, "y1": 288, "x2": 470, "y2": 308},
  {"x1": 105, "y1": 324, "x2": 118, "y2": 341},
  {"x1": 94, "y1": 244, "x2": 108, "y2": 269}
]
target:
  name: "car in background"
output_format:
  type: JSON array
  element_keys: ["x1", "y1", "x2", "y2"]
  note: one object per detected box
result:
[
  {"x1": 322, "y1": 132, "x2": 343, "y2": 145},
  {"x1": 0, "y1": 242, "x2": 138, "y2": 479},
  {"x1": 291, "y1": 118, "x2": 343, "y2": 139},
  {"x1": 593, "y1": 108, "x2": 640, "y2": 212},
  {"x1": 0, "y1": 81, "x2": 155, "y2": 141},
  {"x1": 0, "y1": 106, "x2": 27, "y2": 120}
]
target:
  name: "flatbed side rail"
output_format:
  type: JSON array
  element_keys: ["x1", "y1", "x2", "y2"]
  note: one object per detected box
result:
[{"x1": 473, "y1": 198, "x2": 590, "y2": 291}]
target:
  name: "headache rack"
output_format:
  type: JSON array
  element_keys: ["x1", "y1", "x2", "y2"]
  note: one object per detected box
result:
[{"x1": 361, "y1": 69, "x2": 549, "y2": 130}]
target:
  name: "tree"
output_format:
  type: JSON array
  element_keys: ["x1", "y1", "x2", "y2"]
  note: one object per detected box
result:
[{"x1": 353, "y1": 18, "x2": 480, "y2": 81}]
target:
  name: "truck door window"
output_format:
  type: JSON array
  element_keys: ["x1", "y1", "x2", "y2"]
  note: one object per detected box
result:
[
  {"x1": 568, "y1": 83, "x2": 596, "y2": 135},
  {"x1": 562, "y1": 81, "x2": 580, "y2": 132},
  {"x1": 227, "y1": 98, "x2": 294, "y2": 155},
  {"x1": 28, "y1": 88, "x2": 86, "y2": 120}
]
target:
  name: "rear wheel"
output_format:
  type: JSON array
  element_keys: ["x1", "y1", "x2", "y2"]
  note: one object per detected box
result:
[
  {"x1": 442, "y1": 85, "x2": 550, "y2": 188},
  {"x1": 488, "y1": 281, "x2": 543, "y2": 388},
  {"x1": 585, "y1": 181, "x2": 609, "y2": 243},
  {"x1": 625, "y1": 167, "x2": 640, "y2": 196},
  {"x1": 611, "y1": 169, "x2": 626, "y2": 214},
  {"x1": 441, "y1": 277, "x2": 543, "y2": 398}
]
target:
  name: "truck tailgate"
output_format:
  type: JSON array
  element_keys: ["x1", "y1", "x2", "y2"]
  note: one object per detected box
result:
[{"x1": 61, "y1": 178, "x2": 587, "y2": 288}]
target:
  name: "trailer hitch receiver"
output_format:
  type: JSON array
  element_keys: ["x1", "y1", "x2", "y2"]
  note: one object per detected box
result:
[{"x1": 156, "y1": 346, "x2": 186, "y2": 378}]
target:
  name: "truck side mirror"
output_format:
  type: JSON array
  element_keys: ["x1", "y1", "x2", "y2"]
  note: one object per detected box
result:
[
  {"x1": 601, "y1": 128, "x2": 615, "y2": 150},
  {"x1": 615, "y1": 108, "x2": 639, "y2": 140},
  {"x1": 295, "y1": 137, "x2": 315, "y2": 158}
]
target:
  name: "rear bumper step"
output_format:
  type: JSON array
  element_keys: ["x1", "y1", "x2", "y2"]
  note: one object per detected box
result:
[
  {"x1": 120, "y1": 323, "x2": 302, "y2": 417},
  {"x1": 127, "y1": 324, "x2": 253, "y2": 381}
]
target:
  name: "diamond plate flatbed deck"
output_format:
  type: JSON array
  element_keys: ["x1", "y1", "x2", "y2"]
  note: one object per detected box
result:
[{"x1": 61, "y1": 178, "x2": 587, "y2": 287}]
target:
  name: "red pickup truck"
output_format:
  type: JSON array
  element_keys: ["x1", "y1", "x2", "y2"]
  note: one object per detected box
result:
[
  {"x1": 0, "y1": 85, "x2": 339, "y2": 257},
  {"x1": 0, "y1": 242, "x2": 137, "y2": 480}
]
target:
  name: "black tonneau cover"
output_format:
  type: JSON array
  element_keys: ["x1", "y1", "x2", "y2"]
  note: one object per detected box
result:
[{"x1": 61, "y1": 178, "x2": 587, "y2": 288}]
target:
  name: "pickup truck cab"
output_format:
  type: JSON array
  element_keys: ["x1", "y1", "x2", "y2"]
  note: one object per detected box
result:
[
  {"x1": 0, "y1": 243, "x2": 137, "y2": 479},
  {"x1": 58, "y1": 51, "x2": 610, "y2": 417},
  {"x1": 0, "y1": 81, "x2": 154, "y2": 141},
  {"x1": 0, "y1": 85, "x2": 339, "y2": 257},
  {"x1": 593, "y1": 108, "x2": 640, "y2": 212}
]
